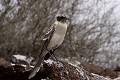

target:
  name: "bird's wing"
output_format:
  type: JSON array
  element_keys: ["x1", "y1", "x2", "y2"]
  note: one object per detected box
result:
[
  {"x1": 39, "y1": 23, "x2": 56, "y2": 57},
  {"x1": 28, "y1": 23, "x2": 56, "y2": 79},
  {"x1": 42, "y1": 23, "x2": 56, "y2": 50}
]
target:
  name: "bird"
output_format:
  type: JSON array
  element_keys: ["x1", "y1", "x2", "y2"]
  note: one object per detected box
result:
[{"x1": 28, "y1": 14, "x2": 70, "y2": 79}]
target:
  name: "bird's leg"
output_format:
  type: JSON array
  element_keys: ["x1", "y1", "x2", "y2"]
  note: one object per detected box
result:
[
  {"x1": 44, "y1": 50, "x2": 66, "y2": 72},
  {"x1": 44, "y1": 50, "x2": 59, "y2": 63},
  {"x1": 44, "y1": 51, "x2": 52, "y2": 60},
  {"x1": 49, "y1": 50, "x2": 59, "y2": 62},
  {"x1": 49, "y1": 51, "x2": 66, "y2": 73}
]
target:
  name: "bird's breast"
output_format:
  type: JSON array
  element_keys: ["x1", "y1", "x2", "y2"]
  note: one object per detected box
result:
[
  {"x1": 47, "y1": 33, "x2": 65, "y2": 50},
  {"x1": 47, "y1": 22, "x2": 68, "y2": 50}
]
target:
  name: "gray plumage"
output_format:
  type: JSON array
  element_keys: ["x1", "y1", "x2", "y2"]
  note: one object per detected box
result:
[{"x1": 28, "y1": 15, "x2": 69, "y2": 79}]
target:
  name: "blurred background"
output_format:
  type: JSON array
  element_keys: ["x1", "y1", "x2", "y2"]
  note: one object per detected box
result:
[{"x1": 0, "y1": 0, "x2": 120, "y2": 70}]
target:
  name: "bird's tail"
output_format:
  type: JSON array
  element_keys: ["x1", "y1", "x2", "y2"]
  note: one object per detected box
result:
[{"x1": 28, "y1": 56, "x2": 44, "y2": 79}]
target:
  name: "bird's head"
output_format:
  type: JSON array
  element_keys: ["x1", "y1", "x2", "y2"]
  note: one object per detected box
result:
[{"x1": 56, "y1": 14, "x2": 70, "y2": 23}]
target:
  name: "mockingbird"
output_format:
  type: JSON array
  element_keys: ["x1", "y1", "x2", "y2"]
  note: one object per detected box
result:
[{"x1": 28, "y1": 14, "x2": 70, "y2": 79}]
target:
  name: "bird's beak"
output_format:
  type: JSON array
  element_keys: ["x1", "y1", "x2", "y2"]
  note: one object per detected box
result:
[{"x1": 67, "y1": 18, "x2": 70, "y2": 21}]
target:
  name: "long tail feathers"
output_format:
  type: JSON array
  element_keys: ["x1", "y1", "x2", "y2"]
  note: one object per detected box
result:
[{"x1": 28, "y1": 57, "x2": 43, "y2": 79}]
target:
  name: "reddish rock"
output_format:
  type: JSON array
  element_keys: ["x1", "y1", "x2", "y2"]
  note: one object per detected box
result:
[
  {"x1": 0, "y1": 58, "x2": 119, "y2": 80},
  {"x1": 82, "y1": 63, "x2": 119, "y2": 79}
]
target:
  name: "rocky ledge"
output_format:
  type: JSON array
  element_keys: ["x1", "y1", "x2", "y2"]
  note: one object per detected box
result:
[{"x1": 0, "y1": 58, "x2": 119, "y2": 80}]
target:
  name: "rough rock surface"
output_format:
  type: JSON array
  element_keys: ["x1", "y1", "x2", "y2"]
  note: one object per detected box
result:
[{"x1": 0, "y1": 58, "x2": 119, "y2": 80}]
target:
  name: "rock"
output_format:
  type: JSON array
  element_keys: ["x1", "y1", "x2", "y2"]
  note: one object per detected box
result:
[
  {"x1": 82, "y1": 63, "x2": 119, "y2": 79},
  {"x1": 10, "y1": 54, "x2": 34, "y2": 66},
  {"x1": 0, "y1": 58, "x2": 119, "y2": 80}
]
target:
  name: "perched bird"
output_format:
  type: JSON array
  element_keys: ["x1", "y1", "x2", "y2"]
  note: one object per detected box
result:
[{"x1": 28, "y1": 14, "x2": 70, "y2": 79}]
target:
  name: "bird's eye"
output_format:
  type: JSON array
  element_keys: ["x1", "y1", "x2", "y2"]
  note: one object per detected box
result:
[{"x1": 61, "y1": 16, "x2": 66, "y2": 19}]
